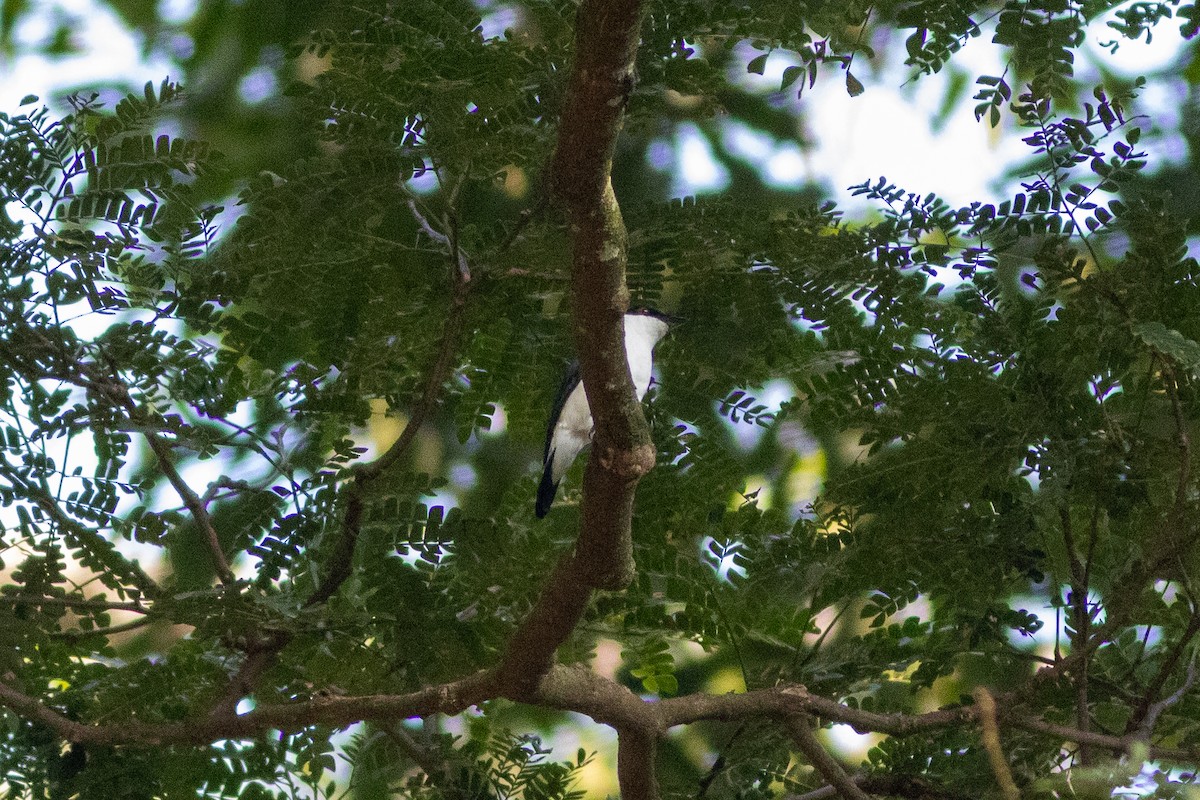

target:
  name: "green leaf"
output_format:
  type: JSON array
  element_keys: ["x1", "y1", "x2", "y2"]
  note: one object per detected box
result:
[{"x1": 1133, "y1": 321, "x2": 1200, "y2": 373}]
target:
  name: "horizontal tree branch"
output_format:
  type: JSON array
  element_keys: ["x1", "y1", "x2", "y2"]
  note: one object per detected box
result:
[
  {"x1": 0, "y1": 669, "x2": 497, "y2": 747},
  {"x1": 1004, "y1": 712, "x2": 1200, "y2": 763},
  {"x1": 2, "y1": 663, "x2": 1199, "y2": 767}
]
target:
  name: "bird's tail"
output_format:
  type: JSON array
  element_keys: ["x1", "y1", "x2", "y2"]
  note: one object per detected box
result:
[{"x1": 535, "y1": 458, "x2": 559, "y2": 518}]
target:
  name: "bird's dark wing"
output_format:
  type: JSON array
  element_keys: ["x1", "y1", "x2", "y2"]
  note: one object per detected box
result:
[
  {"x1": 543, "y1": 359, "x2": 581, "y2": 464},
  {"x1": 537, "y1": 360, "x2": 581, "y2": 519},
  {"x1": 536, "y1": 459, "x2": 558, "y2": 518}
]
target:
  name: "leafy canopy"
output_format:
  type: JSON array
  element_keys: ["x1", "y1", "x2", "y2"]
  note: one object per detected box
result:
[{"x1": 0, "y1": 0, "x2": 1199, "y2": 798}]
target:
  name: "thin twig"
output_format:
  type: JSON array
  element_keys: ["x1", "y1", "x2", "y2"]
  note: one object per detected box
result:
[
  {"x1": 1071, "y1": 355, "x2": 1200, "y2": 671},
  {"x1": 1138, "y1": 651, "x2": 1200, "y2": 739},
  {"x1": 141, "y1": 429, "x2": 233, "y2": 585},
  {"x1": 695, "y1": 722, "x2": 746, "y2": 799},
  {"x1": 1165, "y1": 360, "x2": 1193, "y2": 550},
  {"x1": 15, "y1": 480, "x2": 160, "y2": 598},
  {"x1": 406, "y1": 197, "x2": 452, "y2": 248},
  {"x1": 382, "y1": 723, "x2": 462, "y2": 799},
  {"x1": 213, "y1": 181, "x2": 476, "y2": 714},
  {"x1": 1060, "y1": 504, "x2": 1092, "y2": 765},
  {"x1": 0, "y1": 594, "x2": 150, "y2": 613},
  {"x1": 497, "y1": 193, "x2": 550, "y2": 254},
  {"x1": 2, "y1": 321, "x2": 228, "y2": 585},
  {"x1": 1127, "y1": 607, "x2": 1200, "y2": 734},
  {"x1": 51, "y1": 616, "x2": 155, "y2": 641}
]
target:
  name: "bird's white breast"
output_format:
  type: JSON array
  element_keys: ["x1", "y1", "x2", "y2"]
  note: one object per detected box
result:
[
  {"x1": 548, "y1": 313, "x2": 670, "y2": 485},
  {"x1": 624, "y1": 314, "x2": 670, "y2": 400}
]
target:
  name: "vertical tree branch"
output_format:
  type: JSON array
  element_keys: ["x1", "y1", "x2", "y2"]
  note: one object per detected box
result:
[
  {"x1": 1059, "y1": 506, "x2": 1091, "y2": 764},
  {"x1": 552, "y1": 0, "x2": 650, "y2": 592},
  {"x1": 496, "y1": 0, "x2": 648, "y2": 698},
  {"x1": 617, "y1": 727, "x2": 660, "y2": 800}
]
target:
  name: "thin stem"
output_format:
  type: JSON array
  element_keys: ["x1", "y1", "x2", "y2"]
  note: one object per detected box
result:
[
  {"x1": 142, "y1": 430, "x2": 233, "y2": 585},
  {"x1": 382, "y1": 723, "x2": 463, "y2": 799},
  {"x1": 1060, "y1": 504, "x2": 1092, "y2": 764}
]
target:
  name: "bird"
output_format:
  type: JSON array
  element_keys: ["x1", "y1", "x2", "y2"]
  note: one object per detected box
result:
[{"x1": 536, "y1": 309, "x2": 675, "y2": 518}]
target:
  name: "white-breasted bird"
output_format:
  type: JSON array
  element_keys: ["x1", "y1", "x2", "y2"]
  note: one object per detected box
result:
[{"x1": 536, "y1": 309, "x2": 674, "y2": 518}]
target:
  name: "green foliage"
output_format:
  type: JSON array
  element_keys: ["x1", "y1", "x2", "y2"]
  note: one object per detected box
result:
[{"x1": 2, "y1": 0, "x2": 1200, "y2": 798}]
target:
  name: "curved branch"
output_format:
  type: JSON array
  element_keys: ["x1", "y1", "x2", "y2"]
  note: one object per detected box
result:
[
  {"x1": 307, "y1": 204, "x2": 474, "y2": 610},
  {"x1": 4, "y1": 664, "x2": 1199, "y2": 768},
  {"x1": 493, "y1": 0, "x2": 649, "y2": 701},
  {"x1": 495, "y1": 557, "x2": 600, "y2": 697},
  {"x1": 552, "y1": 0, "x2": 651, "y2": 594},
  {"x1": 1127, "y1": 606, "x2": 1200, "y2": 735}
]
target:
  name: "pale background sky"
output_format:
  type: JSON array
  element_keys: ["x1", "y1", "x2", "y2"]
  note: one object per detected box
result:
[{"x1": 2, "y1": 0, "x2": 1184, "y2": 212}]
